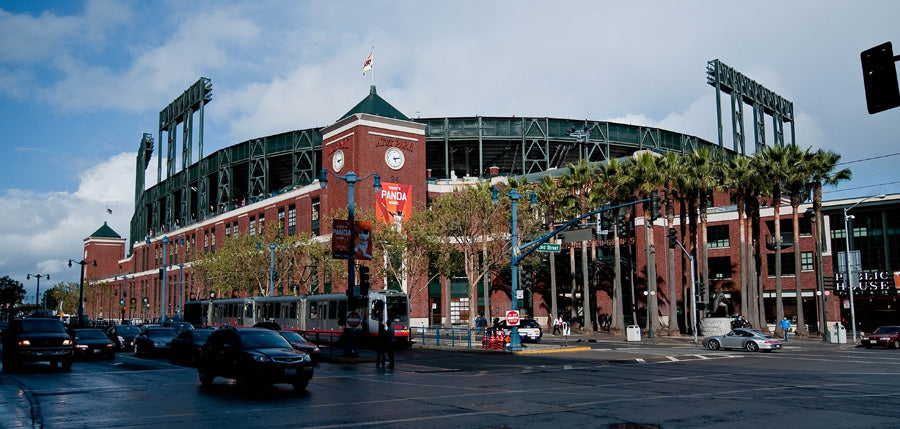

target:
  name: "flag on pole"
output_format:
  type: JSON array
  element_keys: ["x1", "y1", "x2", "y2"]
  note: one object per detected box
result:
[{"x1": 363, "y1": 50, "x2": 373, "y2": 75}]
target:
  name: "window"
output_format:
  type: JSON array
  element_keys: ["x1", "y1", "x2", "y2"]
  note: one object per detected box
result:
[
  {"x1": 708, "y1": 256, "x2": 732, "y2": 280},
  {"x1": 767, "y1": 253, "x2": 798, "y2": 276},
  {"x1": 707, "y1": 225, "x2": 730, "y2": 248},
  {"x1": 278, "y1": 208, "x2": 285, "y2": 236},
  {"x1": 259, "y1": 213, "x2": 265, "y2": 235},
  {"x1": 210, "y1": 228, "x2": 216, "y2": 253},
  {"x1": 801, "y1": 251, "x2": 813, "y2": 271},
  {"x1": 250, "y1": 216, "x2": 256, "y2": 236},
  {"x1": 232, "y1": 221, "x2": 238, "y2": 238},
  {"x1": 204, "y1": 230, "x2": 209, "y2": 254},
  {"x1": 311, "y1": 197, "x2": 320, "y2": 236},
  {"x1": 288, "y1": 204, "x2": 296, "y2": 236},
  {"x1": 225, "y1": 223, "x2": 231, "y2": 237}
]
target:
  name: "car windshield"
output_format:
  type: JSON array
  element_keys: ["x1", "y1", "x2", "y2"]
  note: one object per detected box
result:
[
  {"x1": 240, "y1": 330, "x2": 292, "y2": 349},
  {"x1": 75, "y1": 329, "x2": 107, "y2": 340},
  {"x1": 521, "y1": 320, "x2": 539, "y2": 328},
  {"x1": 874, "y1": 326, "x2": 900, "y2": 334},
  {"x1": 280, "y1": 331, "x2": 307, "y2": 342},
  {"x1": 117, "y1": 325, "x2": 141, "y2": 335},
  {"x1": 146, "y1": 328, "x2": 177, "y2": 338},
  {"x1": 191, "y1": 330, "x2": 213, "y2": 341},
  {"x1": 21, "y1": 319, "x2": 66, "y2": 333}
]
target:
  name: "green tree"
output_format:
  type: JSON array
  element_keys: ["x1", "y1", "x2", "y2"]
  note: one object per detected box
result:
[
  {"x1": 622, "y1": 152, "x2": 663, "y2": 332},
  {"x1": 724, "y1": 155, "x2": 761, "y2": 327},
  {"x1": 753, "y1": 145, "x2": 793, "y2": 324},
  {"x1": 560, "y1": 159, "x2": 602, "y2": 331},
  {"x1": 594, "y1": 158, "x2": 631, "y2": 333},
  {"x1": 0, "y1": 276, "x2": 26, "y2": 319},
  {"x1": 534, "y1": 174, "x2": 568, "y2": 324},
  {"x1": 784, "y1": 145, "x2": 813, "y2": 336}
]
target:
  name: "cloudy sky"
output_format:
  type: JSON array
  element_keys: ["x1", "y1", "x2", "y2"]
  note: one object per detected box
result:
[{"x1": 1, "y1": 1, "x2": 898, "y2": 299}]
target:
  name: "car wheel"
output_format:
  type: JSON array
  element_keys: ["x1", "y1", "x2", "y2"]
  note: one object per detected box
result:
[
  {"x1": 707, "y1": 339, "x2": 720, "y2": 351},
  {"x1": 292, "y1": 378, "x2": 310, "y2": 391},
  {"x1": 745, "y1": 341, "x2": 759, "y2": 352},
  {"x1": 61, "y1": 358, "x2": 73, "y2": 371},
  {"x1": 893, "y1": 340, "x2": 900, "y2": 349},
  {"x1": 198, "y1": 366, "x2": 214, "y2": 386}
]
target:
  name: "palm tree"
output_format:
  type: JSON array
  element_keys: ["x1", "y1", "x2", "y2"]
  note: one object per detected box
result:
[
  {"x1": 658, "y1": 152, "x2": 683, "y2": 334},
  {"x1": 535, "y1": 175, "x2": 568, "y2": 325},
  {"x1": 784, "y1": 145, "x2": 813, "y2": 336},
  {"x1": 595, "y1": 158, "x2": 630, "y2": 333},
  {"x1": 725, "y1": 155, "x2": 758, "y2": 325},
  {"x1": 808, "y1": 149, "x2": 852, "y2": 334},
  {"x1": 623, "y1": 152, "x2": 662, "y2": 333},
  {"x1": 753, "y1": 145, "x2": 793, "y2": 325},
  {"x1": 684, "y1": 148, "x2": 723, "y2": 306},
  {"x1": 560, "y1": 159, "x2": 600, "y2": 331}
]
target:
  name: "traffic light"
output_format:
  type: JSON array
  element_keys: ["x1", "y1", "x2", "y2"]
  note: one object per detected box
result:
[
  {"x1": 120, "y1": 298, "x2": 125, "y2": 306},
  {"x1": 861, "y1": 42, "x2": 900, "y2": 114},
  {"x1": 359, "y1": 265, "x2": 370, "y2": 296},
  {"x1": 649, "y1": 190, "x2": 662, "y2": 222},
  {"x1": 142, "y1": 296, "x2": 149, "y2": 309},
  {"x1": 668, "y1": 228, "x2": 678, "y2": 249}
]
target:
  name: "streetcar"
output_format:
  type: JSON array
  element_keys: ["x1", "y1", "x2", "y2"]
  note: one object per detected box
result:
[{"x1": 182, "y1": 290, "x2": 411, "y2": 345}]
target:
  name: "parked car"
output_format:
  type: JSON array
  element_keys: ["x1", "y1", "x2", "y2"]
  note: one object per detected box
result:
[
  {"x1": 72, "y1": 328, "x2": 116, "y2": 360},
  {"x1": 164, "y1": 321, "x2": 195, "y2": 335},
  {"x1": 500, "y1": 319, "x2": 543, "y2": 342},
  {"x1": 278, "y1": 330, "x2": 321, "y2": 362},
  {"x1": 170, "y1": 328, "x2": 215, "y2": 365},
  {"x1": 197, "y1": 327, "x2": 314, "y2": 391},
  {"x1": 2, "y1": 318, "x2": 74, "y2": 371},
  {"x1": 861, "y1": 326, "x2": 900, "y2": 349},
  {"x1": 704, "y1": 328, "x2": 783, "y2": 352},
  {"x1": 133, "y1": 327, "x2": 178, "y2": 357},
  {"x1": 106, "y1": 324, "x2": 141, "y2": 351}
]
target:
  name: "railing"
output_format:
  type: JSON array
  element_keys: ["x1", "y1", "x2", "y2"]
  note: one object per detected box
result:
[{"x1": 411, "y1": 327, "x2": 481, "y2": 349}]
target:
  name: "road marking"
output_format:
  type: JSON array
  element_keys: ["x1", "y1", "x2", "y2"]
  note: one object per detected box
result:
[{"x1": 635, "y1": 358, "x2": 646, "y2": 363}]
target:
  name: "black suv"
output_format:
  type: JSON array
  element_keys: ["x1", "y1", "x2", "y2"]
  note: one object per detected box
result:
[
  {"x1": 2, "y1": 318, "x2": 74, "y2": 371},
  {"x1": 197, "y1": 327, "x2": 314, "y2": 391}
]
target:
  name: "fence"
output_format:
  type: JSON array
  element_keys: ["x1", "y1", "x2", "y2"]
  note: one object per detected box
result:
[{"x1": 411, "y1": 326, "x2": 483, "y2": 349}]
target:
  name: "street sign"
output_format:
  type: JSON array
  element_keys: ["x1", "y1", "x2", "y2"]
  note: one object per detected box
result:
[
  {"x1": 537, "y1": 243, "x2": 561, "y2": 252},
  {"x1": 506, "y1": 310, "x2": 520, "y2": 326},
  {"x1": 516, "y1": 290, "x2": 524, "y2": 300},
  {"x1": 346, "y1": 311, "x2": 362, "y2": 329}
]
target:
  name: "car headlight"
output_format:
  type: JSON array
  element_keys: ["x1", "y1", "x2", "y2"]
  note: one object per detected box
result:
[
  {"x1": 302, "y1": 353, "x2": 312, "y2": 363},
  {"x1": 250, "y1": 353, "x2": 270, "y2": 363},
  {"x1": 18, "y1": 339, "x2": 31, "y2": 346},
  {"x1": 63, "y1": 339, "x2": 72, "y2": 346}
]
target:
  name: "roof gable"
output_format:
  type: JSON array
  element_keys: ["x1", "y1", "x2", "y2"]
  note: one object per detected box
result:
[{"x1": 340, "y1": 85, "x2": 408, "y2": 121}]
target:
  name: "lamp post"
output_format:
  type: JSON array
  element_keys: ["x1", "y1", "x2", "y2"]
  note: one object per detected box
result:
[
  {"x1": 26, "y1": 273, "x2": 49, "y2": 308},
  {"x1": 319, "y1": 168, "x2": 381, "y2": 357},
  {"x1": 68, "y1": 259, "x2": 96, "y2": 327},
  {"x1": 843, "y1": 194, "x2": 885, "y2": 344},
  {"x1": 146, "y1": 236, "x2": 170, "y2": 324},
  {"x1": 491, "y1": 187, "x2": 537, "y2": 352}
]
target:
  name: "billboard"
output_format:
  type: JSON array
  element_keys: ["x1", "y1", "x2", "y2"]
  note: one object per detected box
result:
[
  {"x1": 377, "y1": 182, "x2": 412, "y2": 232},
  {"x1": 331, "y1": 219, "x2": 373, "y2": 260}
]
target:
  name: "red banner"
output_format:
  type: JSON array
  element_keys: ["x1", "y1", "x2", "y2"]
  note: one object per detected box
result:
[
  {"x1": 331, "y1": 219, "x2": 373, "y2": 260},
  {"x1": 377, "y1": 182, "x2": 412, "y2": 232}
]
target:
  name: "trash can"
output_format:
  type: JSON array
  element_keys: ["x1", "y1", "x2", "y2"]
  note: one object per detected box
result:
[
  {"x1": 626, "y1": 325, "x2": 642, "y2": 342},
  {"x1": 830, "y1": 323, "x2": 847, "y2": 344}
]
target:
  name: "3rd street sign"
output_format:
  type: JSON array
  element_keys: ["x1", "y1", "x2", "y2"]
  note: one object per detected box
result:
[{"x1": 537, "y1": 243, "x2": 561, "y2": 252}]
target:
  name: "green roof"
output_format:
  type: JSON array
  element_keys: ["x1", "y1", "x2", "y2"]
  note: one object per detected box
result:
[
  {"x1": 89, "y1": 222, "x2": 121, "y2": 239},
  {"x1": 340, "y1": 85, "x2": 409, "y2": 121}
]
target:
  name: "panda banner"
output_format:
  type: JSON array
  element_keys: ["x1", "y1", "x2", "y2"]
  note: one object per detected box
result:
[
  {"x1": 376, "y1": 182, "x2": 412, "y2": 232},
  {"x1": 331, "y1": 219, "x2": 373, "y2": 260}
]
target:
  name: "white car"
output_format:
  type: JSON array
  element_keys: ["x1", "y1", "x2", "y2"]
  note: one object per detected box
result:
[{"x1": 501, "y1": 319, "x2": 543, "y2": 342}]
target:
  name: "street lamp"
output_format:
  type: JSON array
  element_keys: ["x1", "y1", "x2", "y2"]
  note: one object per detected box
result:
[
  {"x1": 843, "y1": 194, "x2": 885, "y2": 343},
  {"x1": 177, "y1": 264, "x2": 184, "y2": 320},
  {"x1": 491, "y1": 187, "x2": 537, "y2": 352},
  {"x1": 146, "y1": 236, "x2": 170, "y2": 324},
  {"x1": 26, "y1": 273, "x2": 49, "y2": 308},
  {"x1": 319, "y1": 168, "x2": 381, "y2": 358},
  {"x1": 258, "y1": 241, "x2": 279, "y2": 297},
  {"x1": 68, "y1": 259, "x2": 96, "y2": 327}
]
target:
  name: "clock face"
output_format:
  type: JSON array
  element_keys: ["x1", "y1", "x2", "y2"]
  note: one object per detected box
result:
[
  {"x1": 385, "y1": 147, "x2": 404, "y2": 170},
  {"x1": 332, "y1": 149, "x2": 344, "y2": 171}
]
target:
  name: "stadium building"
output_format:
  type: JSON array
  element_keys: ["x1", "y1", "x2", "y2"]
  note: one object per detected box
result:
[{"x1": 78, "y1": 76, "x2": 900, "y2": 335}]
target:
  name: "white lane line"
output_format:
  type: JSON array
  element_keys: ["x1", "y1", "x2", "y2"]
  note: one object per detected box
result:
[
  {"x1": 635, "y1": 358, "x2": 646, "y2": 363},
  {"x1": 666, "y1": 356, "x2": 679, "y2": 362}
]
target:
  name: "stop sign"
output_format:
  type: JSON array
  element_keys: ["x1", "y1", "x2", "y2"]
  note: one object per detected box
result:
[
  {"x1": 506, "y1": 310, "x2": 520, "y2": 326},
  {"x1": 346, "y1": 311, "x2": 362, "y2": 328}
]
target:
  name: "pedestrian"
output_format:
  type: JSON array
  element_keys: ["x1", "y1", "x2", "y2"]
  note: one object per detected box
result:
[
  {"x1": 780, "y1": 316, "x2": 791, "y2": 341},
  {"x1": 475, "y1": 314, "x2": 486, "y2": 331},
  {"x1": 376, "y1": 322, "x2": 388, "y2": 368},
  {"x1": 552, "y1": 315, "x2": 562, "y2": 335},
  {"x1": 385, "y1": 322, "x2": 395, "y2": 369}
]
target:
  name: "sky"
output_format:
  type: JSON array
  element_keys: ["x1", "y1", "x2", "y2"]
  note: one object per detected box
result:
[{"x1": 1, "y1": 0, "x2": 899, "y2": 300}]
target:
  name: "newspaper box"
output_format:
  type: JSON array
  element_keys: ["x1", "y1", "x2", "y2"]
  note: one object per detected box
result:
[{"x1": 626, "y1": 325, "x2": 642, "y2": 342}]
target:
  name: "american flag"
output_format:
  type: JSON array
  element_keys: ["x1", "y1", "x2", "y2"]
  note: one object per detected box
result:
[{"x1": 363, "y1": 50, "x2": 373, "y2": 75}]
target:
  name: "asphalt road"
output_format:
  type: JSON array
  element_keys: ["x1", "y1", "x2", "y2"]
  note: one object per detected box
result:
[{"x1": 2, "y1": 338, "x2": 900, "y2": 428}]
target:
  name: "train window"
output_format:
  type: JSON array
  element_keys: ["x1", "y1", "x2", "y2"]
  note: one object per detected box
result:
[
  {"x1": 328, "y1": 301, "x2": 337, "y2": 320},
  {"x1": 289, "y1": 302, "x2": 297, "y2": 319},
  {"x1": 245, "y1": 303, "x2": 253, "y2": 319},
  {"x1": 338, "y1": 300, "x2": 347, "y2": 319},
  {"x1": 371, "y1": 300, "x2": 384, "y2": 322},
  {"x1": 310, "y1": 302, "x2": 318, "y2": 319},
  {"x1": 386, "y1": 297, "x2": 408, "y2": 320}
]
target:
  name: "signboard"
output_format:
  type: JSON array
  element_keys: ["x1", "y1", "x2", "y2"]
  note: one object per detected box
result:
[
  {"x1": 537, "y1": 243, "x2": 561, "y2": 252},
  {"x1": 506, "y1": 310, "x2": 520, "y2": 326},
  {"x1": 346, "y1": 311, "x2": 362, "y2": 329},
  {"x1": 563, "y1": 228, "x2": 593, "y2": 243},
  {"x1": 376, "y1": 182, "x2": 412, "y2": 233},
  {"x1": 516, "y1": 290, "x2": 524, "y2": 300},
  {"x1": 331, "y1": 219, "x2": 374, "y2": 260}
]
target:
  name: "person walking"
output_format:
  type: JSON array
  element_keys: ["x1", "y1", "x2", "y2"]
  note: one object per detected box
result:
[
  {"x1": 552, "y1": 315, "x2": 562, "y2": 335},
  {"x1": 376, "y1": 322, "x2": 388, "y2": 368},
  {"x1": 780, "y1": 316, "x2": 792, "y2": 341}
]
